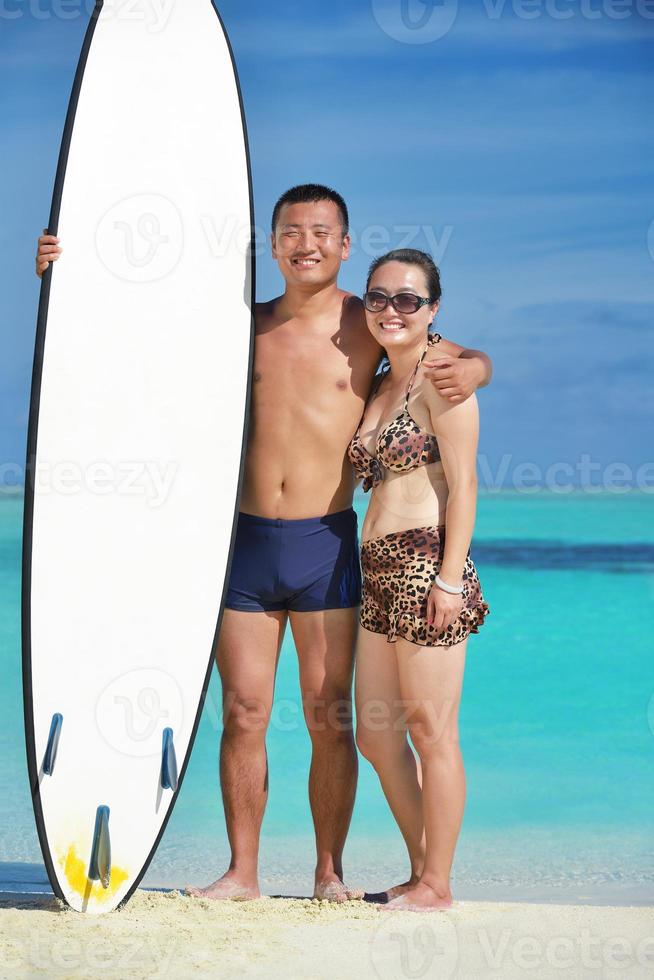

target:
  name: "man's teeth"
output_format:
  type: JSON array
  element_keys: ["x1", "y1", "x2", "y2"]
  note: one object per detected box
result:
[{"x1": 294, "y1": 258, "x2": 319, "y2": 267}]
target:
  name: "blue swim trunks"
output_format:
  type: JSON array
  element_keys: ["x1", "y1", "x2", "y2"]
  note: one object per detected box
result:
[{"x1": 225, "y1": 508, "x2": 362, "y2": 613}]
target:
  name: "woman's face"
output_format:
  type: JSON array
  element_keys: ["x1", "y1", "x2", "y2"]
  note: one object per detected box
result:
[{"x1": 365, "y1": 261, "x2": 439, "y2": 352}]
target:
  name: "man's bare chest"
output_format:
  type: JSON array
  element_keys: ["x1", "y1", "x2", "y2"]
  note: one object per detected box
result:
[{"x1": 253, "y1": 333, "x2": 359, "y2": 399}]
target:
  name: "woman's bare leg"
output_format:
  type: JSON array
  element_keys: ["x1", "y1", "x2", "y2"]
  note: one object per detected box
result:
[
  {"x1": 355, "y1": 625, "x2": 425, "y2": 897},
  {"x1": 384, "y1": 635, "x2": 468, "y2": 911}
]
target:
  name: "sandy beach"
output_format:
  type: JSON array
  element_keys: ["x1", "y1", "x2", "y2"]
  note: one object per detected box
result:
[{"x1": 1, "y1": 889, "x2": 652, "y2": 979}]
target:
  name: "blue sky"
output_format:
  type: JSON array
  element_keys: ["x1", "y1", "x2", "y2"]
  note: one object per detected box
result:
[{"x1": 1, "y1": 0, "x2": 652, "y2": 487}]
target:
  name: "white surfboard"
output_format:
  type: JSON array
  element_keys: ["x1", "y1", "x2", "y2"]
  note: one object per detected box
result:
[{"x1": 22, "y1": 0, "x2": 254, "y2": 914}]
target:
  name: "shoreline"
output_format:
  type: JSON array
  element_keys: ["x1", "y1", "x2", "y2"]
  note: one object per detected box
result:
[
  {"x1": 2, "y1": 858, "x2": 653, "y2": 909},
  {"x1": 3, "y1": 888, "x2": 654, "y2": 910}
]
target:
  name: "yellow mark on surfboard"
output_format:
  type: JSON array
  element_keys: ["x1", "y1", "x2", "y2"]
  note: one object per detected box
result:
[{"x1": 60, "y1": 844, "x2": 128, "y2": 902}]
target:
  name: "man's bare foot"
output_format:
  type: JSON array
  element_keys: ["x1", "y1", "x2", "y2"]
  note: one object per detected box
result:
[
  {"x1": 381, "y1": 881, "x2": 453, "y2": 912},
  {"x1": 314, "y1": 874, "x2": 364, "y2": 903},
  {"x1": 185, "y1": 871, "x2": 260, "y2": 901}
]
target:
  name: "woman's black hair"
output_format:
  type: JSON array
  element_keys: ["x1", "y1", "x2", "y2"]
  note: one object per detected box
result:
[{"x1": 366, "y1": 248, "x2": 442, "y2": 303}]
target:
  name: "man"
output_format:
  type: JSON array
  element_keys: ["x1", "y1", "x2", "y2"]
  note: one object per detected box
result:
[{"x1": 35, "y1": 184, "x2": 492, "y2": 902}]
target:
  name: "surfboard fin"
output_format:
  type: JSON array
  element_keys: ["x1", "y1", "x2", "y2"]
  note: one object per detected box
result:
[
  {"x1": 160, "y1": 727, "x2": 178, "y2": 791},
  {"x1": 88, "y1": 805, "x2": 111, "y2": 889},
  {"x1": 43, "y1": 712, "x2": 63, "y2": 776}
]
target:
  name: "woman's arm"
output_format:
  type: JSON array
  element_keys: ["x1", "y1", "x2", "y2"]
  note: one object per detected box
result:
[
  {"x1": 423, "y1": 385, "x2": 480, "y2": 631},
  {"x1": 432, "y1": 391, "x2": 479, "y2": 585}
]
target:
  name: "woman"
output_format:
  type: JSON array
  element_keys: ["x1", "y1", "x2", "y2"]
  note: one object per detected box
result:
[{"x1": 349, "y1": 248, "x2": 489, "y2": 911}]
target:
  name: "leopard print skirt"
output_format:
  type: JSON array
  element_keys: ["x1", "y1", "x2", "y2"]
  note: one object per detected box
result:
[{"x1": 360, "y1": 526, "x2": 489, "y2": 647}]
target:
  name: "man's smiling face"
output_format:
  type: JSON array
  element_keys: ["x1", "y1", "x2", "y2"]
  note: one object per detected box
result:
[{"x1": 272, "y1": 199, "x2": 351, "y2": 288}]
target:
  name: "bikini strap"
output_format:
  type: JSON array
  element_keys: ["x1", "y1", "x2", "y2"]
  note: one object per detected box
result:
[
  {"x1": 404, "y1": 333, "x2": 441, "y2": 410},
  {"x1": 404, "y1": 344, "x2": 428, "y2": 409}
]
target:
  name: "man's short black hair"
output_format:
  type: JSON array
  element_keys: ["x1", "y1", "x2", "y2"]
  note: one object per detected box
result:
[{"x1": 271, "y1": 184, "x2": 349, "y2": 236}]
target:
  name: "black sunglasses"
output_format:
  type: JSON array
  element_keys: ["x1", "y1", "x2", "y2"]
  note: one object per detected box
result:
[{"x1": 363, "y1": 290, "x2": 432, "y2": 315}]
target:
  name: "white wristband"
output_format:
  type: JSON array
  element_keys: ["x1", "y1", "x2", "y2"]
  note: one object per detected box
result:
[{"x1": 435, "y1": 574, "x2": 463, "y2": 595}]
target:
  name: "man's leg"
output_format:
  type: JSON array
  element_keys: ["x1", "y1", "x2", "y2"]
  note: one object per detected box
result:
[
  {"x1": 289, "y1": 607, "x2": 363, "y2": 902},
  {"x1": 186, "y1": 607, "x2": 286, "y2": 900}
]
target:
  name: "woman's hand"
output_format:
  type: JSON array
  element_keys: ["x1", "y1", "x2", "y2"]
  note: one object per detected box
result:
[{"x1": 427, "y1": 583, "x2": 463, "y2": 634}]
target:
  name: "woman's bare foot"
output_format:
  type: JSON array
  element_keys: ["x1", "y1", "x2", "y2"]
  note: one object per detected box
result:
[
  {"x1": 314, "y1": 873, "x2": 365, "y2": 903},
  {"x1": 383, "y1": 877, "x2": 421, "y2": 902},
  {"x1": 185, "y1": 870, "x2": 260, "y2": 901},
  {"x1": 365, "y1": 876, "x2": 421, "y2": 904},
  {"x1": 381, "y1": 880, "x2": 453, "y2": 912}
]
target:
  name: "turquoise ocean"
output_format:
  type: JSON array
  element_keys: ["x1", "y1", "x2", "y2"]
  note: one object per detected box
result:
[{"x1": 1, "y1": 490, "x2": 653, "y2": 905}]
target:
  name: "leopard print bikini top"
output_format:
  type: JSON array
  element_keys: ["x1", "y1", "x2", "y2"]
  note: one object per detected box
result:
[{"x1": 348, "y1": 333, "x2": 442, "y2": 493}]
